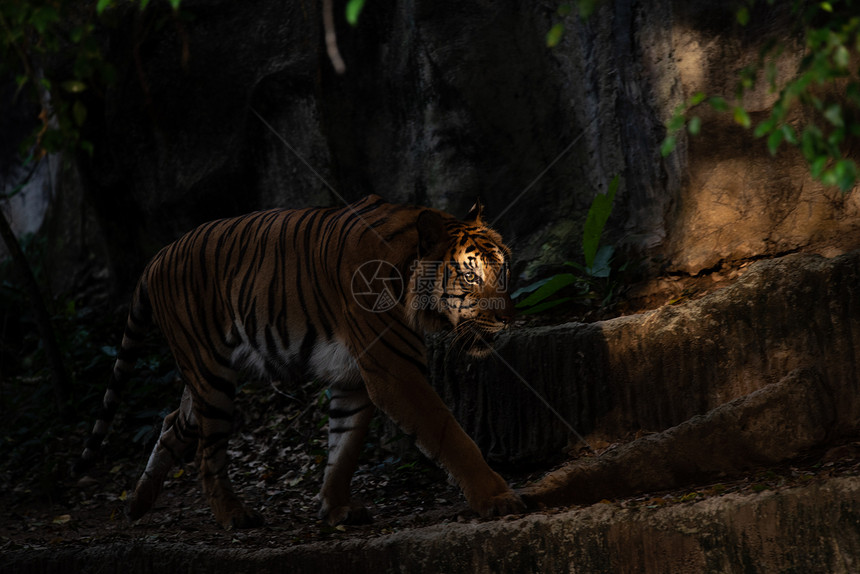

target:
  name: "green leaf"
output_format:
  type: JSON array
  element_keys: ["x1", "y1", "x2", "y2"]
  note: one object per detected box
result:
[
  {"x1": 828, "y1": 127, "x2": 845, "y2": 146},
  {"x1": 810, "y1": 155, "x2": 828, "y2": 178},
  {"x1": 733, "y1": 106, "x2": 751, "y2": 128},
  {"x1": 588, "y1": 244, "x2": 615, "y2": 278},
  {"x1": 546, "y1": 22, "x2": 565, "y2": 48},
  {"x1": 687, "y1": 116, "x2": 701, "y2": 135},
  {"x1": 821, "y1": 167, "x2": 839, "y2": 187},
  {"x1": 834, "y1": 159, "x2": 857, "y2": 192},
  {"x1": 660, "y1": 135, "x2": 677, "y2": 157},
  {"x1": 96, "y1": 0, "x2": 113, "y2": 15},
  {"x1": 823, "y1": 103, "x2": 844, "y2": 127},
  {"x1": 736, "y1": 7, "x2": 750, "y2": 25},
  {"x1": 708, "y1": 96, "x2": 729, "y2": 112},
  {"x1": 346, "y1": 0, "x2": 366, "y2": 26},
  {"x1": 582, "y1": 175, "x2": 619, "y2": 268},
  {"x1": 739, "y1": 68, "x2": 755, "y2": 91},
  {"x1": 577, "y1": 0, "x2": 599, "y2": 19},
  {"x1": 30, "y1": 6, "x2": 60, "y2": 34},
  {"x1": 781, "y1": 124, "x2": 798, "y2": 144},
  {"x1": 557, "y1": 3, "x2": 572, "y2": 17},
  {"x1": 515, "y1": 273, "x2": 577, "y2": 308},
  {"x1": 801, "y1": 126, "x2": 822, "y2": 161},
  {"x1": 689, "y1": 92, "x2": 706, "y2": 106},
  {"x1": 753, "y1": 117, "x2": 775, "y2": 138},
  {"x1": 847, "y1": 83, "x2": 860, "y2": 105},
  {"x1": 667, "y1": 114, "x2": 686, "y2": 132},
  {"x1": 518, "y1": 297, "x2": 572, "y2": 315},
  {"x1": 767, "y1": 128, "x2": 784, "y2": 155},
  {"x1": 511, "y1": 276, "x2": 553, "y2": 300},
  {"x1": 834, "y1": 45, "x2": 850, "y2": 69},
  {"x1": 564, "y1": 260, "x2": 587, "y2": 272}
]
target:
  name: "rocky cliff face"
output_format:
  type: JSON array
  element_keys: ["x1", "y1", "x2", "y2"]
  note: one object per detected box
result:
[
  {"x1": 429, "y1": 250, "x2": 860, "y2": 466},
  {"x1": 29, "y1": 0, "x2": 858, "y2": 298}
]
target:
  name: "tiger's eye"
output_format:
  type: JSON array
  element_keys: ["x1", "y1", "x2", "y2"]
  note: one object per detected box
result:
[{"x1": 463, "y1": 271, "x2": 478, "y2": 283}]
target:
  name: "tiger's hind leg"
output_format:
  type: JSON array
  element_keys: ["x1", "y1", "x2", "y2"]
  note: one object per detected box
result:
[
  {"x1": 128, "y1": 385, "x2": 199, "y2": 520},
  {"x1": 318, "y1": 385, "x2": 375, "y2": 525},
  {"x1": 129, "y1": 365, "x2": 261, "y2": 529},
  {"x1": 190, "y1": 370, "x2": 264, "y2": 530}
]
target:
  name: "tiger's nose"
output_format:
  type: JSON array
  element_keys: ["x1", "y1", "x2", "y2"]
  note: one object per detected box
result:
[{"x1": 495, "y1": 299, "x2": 515, "y2": 327}]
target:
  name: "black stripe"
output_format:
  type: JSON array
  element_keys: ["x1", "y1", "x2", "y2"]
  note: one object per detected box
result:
[
  {"x1": 117, "y1": 345, "x2": 138, "y2": 364},
  {"x1": 298, "y1": 325, "x2": 317, "y2": 370},
  {"x1": 199, "y1": 431, "x2": 231, "y2": 450},
  {"x1": 304, "y1": 210, "x2": 335, "y2": 340},
  {"x1": 329, "y1": 403, "x2": 371, "y2": 419},
  {"x1": 193, "y1": 400, "x2": 233, "y2": 422}
]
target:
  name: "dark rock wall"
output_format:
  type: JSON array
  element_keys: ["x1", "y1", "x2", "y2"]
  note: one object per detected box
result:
[
  {"x1": 50, "y1": 0, "x2": 683, "y2": 297},
  {"x1": 76, "y1": 0, "x2": 324, "y2": 291}
]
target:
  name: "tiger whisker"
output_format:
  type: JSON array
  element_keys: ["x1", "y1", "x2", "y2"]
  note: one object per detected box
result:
[{"x1": 443, "y1": 320, "x2": 478, "y2": 362}]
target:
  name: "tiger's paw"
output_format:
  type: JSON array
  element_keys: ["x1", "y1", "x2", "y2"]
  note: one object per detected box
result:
[
  {"x1": 209, "y1": 496, "x2": 265, "y2": 530},
  {"x1": 127, "y1": 480, "x2": 161, "y2": 521},
  {"x1": 321, "y1": 500, "x2": 372, "y2": 526},
  {"x1": 472, "y1": 488, "x2": 527, "y2": 519}
]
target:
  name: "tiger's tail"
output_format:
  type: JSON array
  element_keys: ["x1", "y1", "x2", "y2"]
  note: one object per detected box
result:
[{"x1": 73, "y1": 277, "x2": 153, "y2": 476}]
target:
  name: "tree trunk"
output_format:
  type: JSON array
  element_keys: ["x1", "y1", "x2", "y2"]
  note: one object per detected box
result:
[{"x1": 0, "y1": 205, "x2": 71, "y2": 414}]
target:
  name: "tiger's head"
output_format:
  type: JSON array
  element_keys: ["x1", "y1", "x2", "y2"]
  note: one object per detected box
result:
[{"x1": 406, "y1": 202, "x2": 514, "y2": 358}]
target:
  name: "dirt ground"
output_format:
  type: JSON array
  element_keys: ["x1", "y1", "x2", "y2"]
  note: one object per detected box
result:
[{"x1": 2, "y1": 380, "x2": 858, "y2": 556}]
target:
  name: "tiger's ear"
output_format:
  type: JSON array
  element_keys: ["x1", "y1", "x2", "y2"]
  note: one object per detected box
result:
[
  {"x1": 417, "y1": 210, "x2": 450, "y2": 257},
  {"x1": 464, "y1": 199, "x2": 484, "y2": 222}
]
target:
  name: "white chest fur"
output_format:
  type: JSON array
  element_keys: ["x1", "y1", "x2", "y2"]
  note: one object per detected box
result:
[{"x1": 309, "y1": 338, "x2": 363, "y2": 387}]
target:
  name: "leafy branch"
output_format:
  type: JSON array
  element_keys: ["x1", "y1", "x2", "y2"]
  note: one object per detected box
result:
[
  {"x1": 546, "y1": 1, "x2": 603, "y2": 48},
  {"x1": 662, "y1": 0, "x2": 860, "y2": 192}
]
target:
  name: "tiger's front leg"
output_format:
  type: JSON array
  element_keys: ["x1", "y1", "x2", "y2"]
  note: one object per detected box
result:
[
  {"x1": 359, "y1": 361, "x2": 525, "y2": 519},
  {"x1": 318, "y1": 385, "x2": 375, "y2": 525}
]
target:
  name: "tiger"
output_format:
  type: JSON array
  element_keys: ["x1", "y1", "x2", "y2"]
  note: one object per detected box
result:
[{"x1": 75, "y1": 194, "x2": 525, "y2": 529}]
